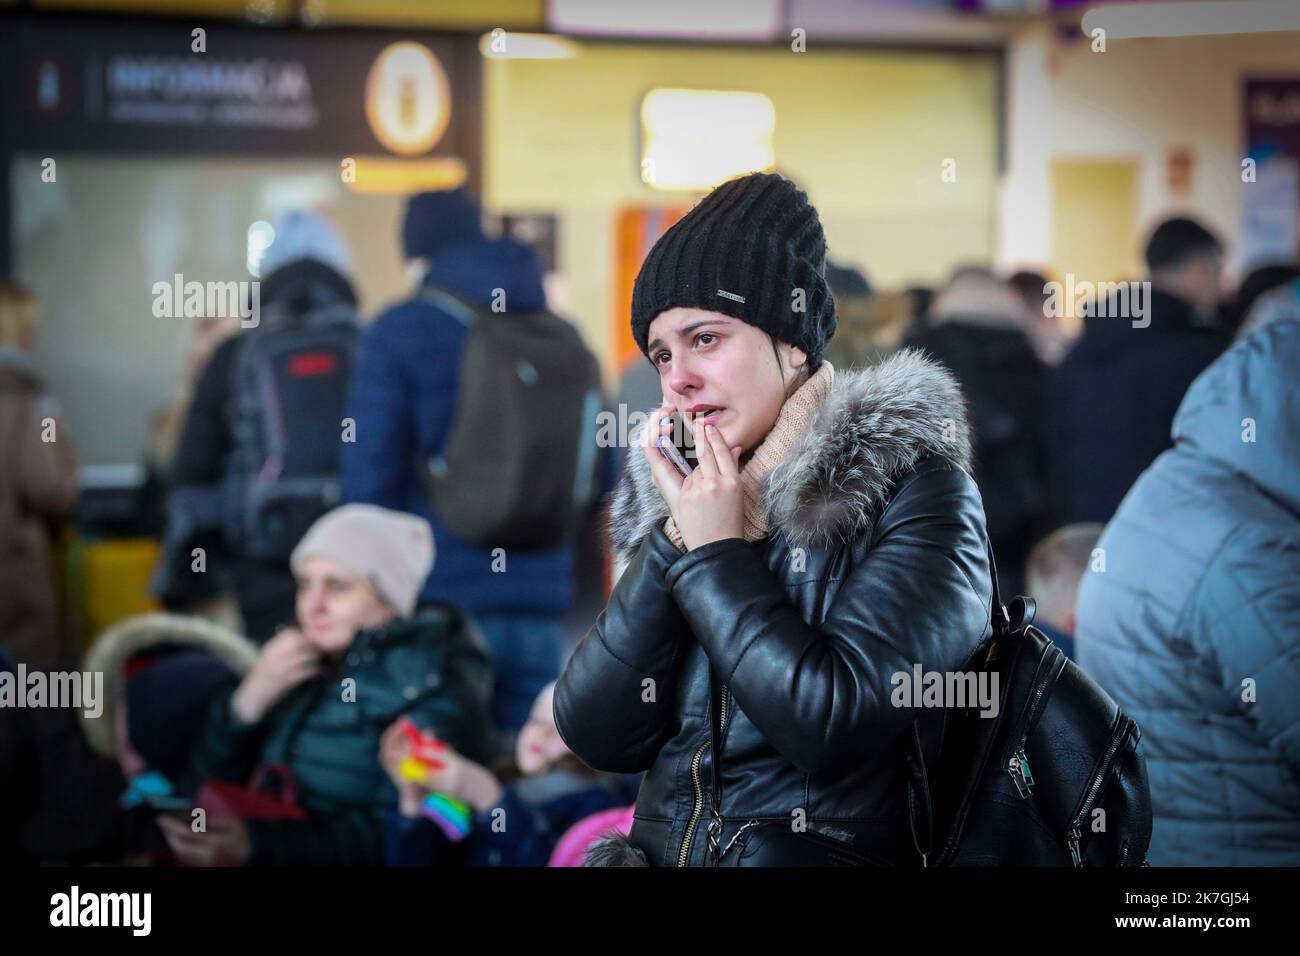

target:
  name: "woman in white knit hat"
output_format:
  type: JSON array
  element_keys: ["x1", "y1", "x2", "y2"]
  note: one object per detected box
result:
[{"x1": 158, "y1": 503, "x2": 493, "y2": 866}]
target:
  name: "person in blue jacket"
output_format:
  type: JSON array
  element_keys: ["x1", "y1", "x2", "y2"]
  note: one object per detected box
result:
[
  {"x1": 341, "y1": 189, "x2": 615, "y2": 759},
  {"x1": 1076, "y1": 311, "x2": 1300, "y2": 865}
]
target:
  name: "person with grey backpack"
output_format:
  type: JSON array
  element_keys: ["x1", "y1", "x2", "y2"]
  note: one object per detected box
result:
[
  {"x1": 161, "y1": 210, "x2": 359, "y2": 642},
  {"x1": 341, "y1": 189, "x2": 608, "y2": 761}
]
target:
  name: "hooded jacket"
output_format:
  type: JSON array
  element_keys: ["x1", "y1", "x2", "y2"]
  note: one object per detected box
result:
[
  {"x1": 167, "y1": 258, "x2": 359, "y2": 640},
  {"x1": 1076, "y1": 318, "x2": 1300, "y2": 866},
  {"x1": 341, "y1": 236, "x2": 609, "y2": 616},
  {"x1": 554, "y1": 350, "x2": 993, "y2": 866}
]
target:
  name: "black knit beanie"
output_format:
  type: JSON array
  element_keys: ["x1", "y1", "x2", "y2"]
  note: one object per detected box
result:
[{"x1": 631, "y1": 172, "x2": 837, "y2": 368}]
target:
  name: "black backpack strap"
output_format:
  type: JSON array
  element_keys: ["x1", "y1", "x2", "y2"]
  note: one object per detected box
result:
[
  {"x1": 415, "y1": 285, "x2": 479, "y2": 328},
  {"x1": 905, "y1": 535, "x2": 1005, "y2": 866}
]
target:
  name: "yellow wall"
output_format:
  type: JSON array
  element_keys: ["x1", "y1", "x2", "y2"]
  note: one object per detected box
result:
[{"x1": 484, "y1": 41, "x2": 1000, "y2": 378}]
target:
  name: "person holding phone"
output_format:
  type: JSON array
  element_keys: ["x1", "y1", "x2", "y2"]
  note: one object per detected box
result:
[{"x1": 554, "y1": 172, "x2": 994, "y2": 866}]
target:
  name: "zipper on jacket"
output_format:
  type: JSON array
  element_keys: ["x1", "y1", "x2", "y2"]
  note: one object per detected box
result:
[
  {"x1": 1065, "y1": 714, "x2": 1135, "y2": 867},
  {"x1": 679, "y1": 683, "x2": 730, "y2": 867}
]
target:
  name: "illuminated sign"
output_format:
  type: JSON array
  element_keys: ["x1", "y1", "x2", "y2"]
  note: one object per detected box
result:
[{"x1": 365, "y1": 41, "x2": 451, "y2": 156}]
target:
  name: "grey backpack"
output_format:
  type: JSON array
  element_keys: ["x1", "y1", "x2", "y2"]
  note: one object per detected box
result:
[
  {"x1": 224, "y1": 300, "x2": 358, "y2": 560},
  {"x1": 418, "y1": 287, "x2": 603, "y2": 550}
]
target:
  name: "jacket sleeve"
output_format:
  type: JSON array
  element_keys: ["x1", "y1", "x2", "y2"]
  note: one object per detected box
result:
[
  {"x1": 170, "y1": 338, "x2": 236, "y2": 486},
  {"x1": 11, "y1": 391, "x2": 79, "y2": 518},
  {"x1": 341, "y1": 321, "x2": 416, "y2": 508},
  {"x1": 1194, "y1": 522, "x2": 1300, "y2": 776},
  {"x1": 400, "y1": 617, "x2": 496, "y2": 766},
  {"x1": 383, "y1": 808, "x2": 469, "y2": 867},
  {"x1": 666, "y1": 460, "x2": 992, "y2": 777},
  {"x1": 553, "y1": 526, "x2": 693, "y2": 774}
]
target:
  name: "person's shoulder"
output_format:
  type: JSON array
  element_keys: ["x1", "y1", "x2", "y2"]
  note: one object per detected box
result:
[
  {"x1": 869, "y1": 454, "x2": 986, "y2": 545},
  {"x1": 368, "y1": 290, "x2": 473, "y2": 335},
  {"x1": 380, "y1": 605, "x2": 487, "y2": 658},
  {"x1": 889, "y1": 453, "x2": 981, "y2": 506}
]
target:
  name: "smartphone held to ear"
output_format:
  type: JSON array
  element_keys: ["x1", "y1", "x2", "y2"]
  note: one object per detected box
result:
[{"x1": 657, "y1": 433, "x2": 694, "y2": 477}]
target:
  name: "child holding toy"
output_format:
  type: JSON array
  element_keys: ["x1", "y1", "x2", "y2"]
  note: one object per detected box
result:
[{"x1": 380, "y1": 681, "x2": 639, "y2": 867}]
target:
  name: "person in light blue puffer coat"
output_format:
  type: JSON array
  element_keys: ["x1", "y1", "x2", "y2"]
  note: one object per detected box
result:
[{"x1": 1076, "y1": 312, "x2": 1300, "y2": 866}]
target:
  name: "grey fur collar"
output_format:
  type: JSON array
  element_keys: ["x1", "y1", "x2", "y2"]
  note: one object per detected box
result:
[{"x1": 606, "y1": 348, "x2": 972, "y2": 560}]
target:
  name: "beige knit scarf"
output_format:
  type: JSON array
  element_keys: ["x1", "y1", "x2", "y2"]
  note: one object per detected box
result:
[{"x1": 663, "y1": 361, "x2": 835, "y2": 552}]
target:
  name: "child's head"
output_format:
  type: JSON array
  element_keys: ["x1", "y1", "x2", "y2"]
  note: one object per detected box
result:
[
  {"x1": 515, "y1": 682, "x2": 571, "y2": 777},
  {"x1": 1026, "y1": 524, "x2": 1105, "y2": 636},
  {"x1": 118, "y1": 648, "x2": 240, "y2": 781}
]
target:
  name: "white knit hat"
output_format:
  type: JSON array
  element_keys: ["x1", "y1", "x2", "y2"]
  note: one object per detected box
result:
[
  {"x1": 260, "y1": 209, "x2": 353, "y2": 279},
  {"x1": 290, "y1": 505, "x2": 434, "y2": 616}
]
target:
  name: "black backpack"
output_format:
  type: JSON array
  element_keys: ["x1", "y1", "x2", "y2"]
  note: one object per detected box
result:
[
  {"x1": 904, "y1": 545, "x2": 1153, "y2": 866},
  {"x1": 223, "y1": 299, "x2": 357, "y2": 560},
  {"x1": 417, "y1": 287, "x2": 603, "y2": 551}
]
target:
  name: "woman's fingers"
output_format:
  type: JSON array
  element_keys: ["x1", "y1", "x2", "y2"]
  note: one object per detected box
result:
[
  {"x1": 693, "y1": 423, "x2": 720, "y2": 476},
  {"x1": 641, "y1": 404, "x2": 686, "y2": 497},
  {"x1": 707, "y1": 424, "x2": 739, "y2": 478}
]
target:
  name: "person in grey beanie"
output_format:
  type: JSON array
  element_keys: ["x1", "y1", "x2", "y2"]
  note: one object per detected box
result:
[
  {"x1": 555, "y1": 172, "x2": 993, "y2": 866},
  {"x1": 164, "y1": 504, "x2": 494, "y2": 866}
]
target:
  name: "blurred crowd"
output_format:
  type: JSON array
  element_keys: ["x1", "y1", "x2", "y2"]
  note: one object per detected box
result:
[{"x1": 1, "y1": 187, "x2": 1297, "y2": 866}]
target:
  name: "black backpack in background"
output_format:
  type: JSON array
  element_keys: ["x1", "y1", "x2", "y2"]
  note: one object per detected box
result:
[
  {"x1": 417, "y1": 287, "x2": 603, "y2": 551},
  {"x1": 224, "y1": 300, "x2": 358, "y2": 560},
  {"x1": 905, "y1": 545, "x2": 1153, "y2": 866}
]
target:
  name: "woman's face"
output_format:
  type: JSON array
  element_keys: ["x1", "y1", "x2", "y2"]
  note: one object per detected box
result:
[
  {"x1": 295, "y1": 556, "x2": 397, "y2": 656},
  {"x1": 647, "y1": 308, "x2": 807, "y2": 454},
  {"x1": 515, "y1": 682, "x2": 569, "y2": 776}
]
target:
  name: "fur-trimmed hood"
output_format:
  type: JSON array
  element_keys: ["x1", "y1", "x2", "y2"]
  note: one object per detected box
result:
[
  {"x1": 607, "y1": 348, "x2": 972, "y2": 560},
  {"x1": 81, "y1": 612, "x2": 260, "y2": 759}
]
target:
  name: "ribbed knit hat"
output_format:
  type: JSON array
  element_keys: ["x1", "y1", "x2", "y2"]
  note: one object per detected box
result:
[
  {"x1": 290, "y1": 504, "x2": 434, "y2": 617},
  {"x1": 631, "y1": 172, "x2": 837, "y2": 368}
]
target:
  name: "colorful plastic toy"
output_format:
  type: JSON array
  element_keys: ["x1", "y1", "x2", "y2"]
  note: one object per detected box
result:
[{"x1": 396, "y1": 717, "x2": 473, "y2": 842}]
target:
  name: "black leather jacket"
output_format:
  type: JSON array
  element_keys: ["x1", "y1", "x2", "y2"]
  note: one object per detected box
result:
[{"x1": 555, "y1": 351, "x2": 994, "y2": 866}]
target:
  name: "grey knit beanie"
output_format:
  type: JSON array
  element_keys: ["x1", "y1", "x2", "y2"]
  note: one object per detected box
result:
[{"x1": 290, "y1": 505, "x2": 433, "y2": 616}]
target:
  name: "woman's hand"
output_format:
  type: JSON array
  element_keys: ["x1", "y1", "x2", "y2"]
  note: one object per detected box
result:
[
  {"x1": 230, "y1": 627, "x2": 322, "y2": 725},
  {"x1": 157, "y1": 814, "x2": 252, "y2": 867},
  {"x1": 675, "y1": 422, "x2": 745, "y2": 551},
  {"x1": 640, "y1": 405, "x2": 745, "y2": 550},
  {"x1": 639, "y1": 402, "x2": 688, "y2": 518}
]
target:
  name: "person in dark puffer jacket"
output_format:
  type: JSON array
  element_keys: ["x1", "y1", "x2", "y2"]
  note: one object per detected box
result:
[
  {"x1": 169, "y1": 504, "x2": 493, "y2": 866},
  {"x1": 1076, "y1": 316, "x2": 1300, "y2": 866}
]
